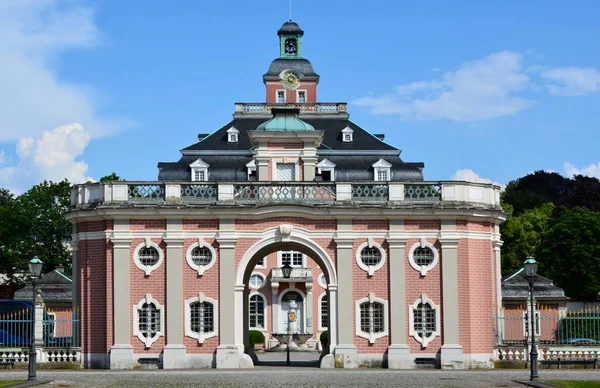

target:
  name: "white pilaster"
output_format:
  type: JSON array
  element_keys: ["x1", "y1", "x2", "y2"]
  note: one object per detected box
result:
[
  {"x1": 110, "y1": 233, "x2": 134, "y2": 369},
  {"x1": 440, "y1": 231, "x2": 464, "y2": 369},
  {"x1": 387, "y1": 235, "x2": 411, "y2": 369}
]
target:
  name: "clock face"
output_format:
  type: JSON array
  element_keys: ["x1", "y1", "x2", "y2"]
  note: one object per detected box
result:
[{"x1": 282, "y1": 71, "x2": 300, "y2": 89}]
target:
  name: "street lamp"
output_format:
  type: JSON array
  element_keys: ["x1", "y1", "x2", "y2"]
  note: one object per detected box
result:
[
  {"x1": 281, "y1": 262, "x2": 292, "y2": 365},
  {"x1": 523, "y1": 257, "x2": 539, "y2": 381},
  {"x1": 28, "y1": 257, "x2": 44, "y2": 381}
]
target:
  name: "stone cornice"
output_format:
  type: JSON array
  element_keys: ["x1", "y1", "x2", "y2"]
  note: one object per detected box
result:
[
  {"x1": 333, "y1": 235, "x2": 354, "y2": 249},
  {"x1": 438, "y1": 237, "x2": 461, "y2": 249}
]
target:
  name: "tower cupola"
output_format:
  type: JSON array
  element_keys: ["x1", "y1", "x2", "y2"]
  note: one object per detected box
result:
[{"x1": 278, "y1": 21, "x2": 304, "y2": 58}]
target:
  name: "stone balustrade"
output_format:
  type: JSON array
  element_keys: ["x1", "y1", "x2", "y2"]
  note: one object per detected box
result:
[
  {"x1": 271, "y1": 267, "x2": 313, "y2": 282},
  {"x1": 233, "y1": 102, "x2": 347, "y2": 117},
  {"x1": 70, "y1": 181, "x2": 502, "y2": 208}
]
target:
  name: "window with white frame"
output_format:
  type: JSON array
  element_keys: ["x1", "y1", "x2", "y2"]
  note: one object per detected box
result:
[
  {"x1": 297, "y1": 90, "x2": 306, "y2": 103},
  {"x1": 249, "y1": 293, "x2": 266, "y2": 329},
  {"x1": 227, "y1": 126, "x2": 239, "y2": 143},
  {"x1": 319, "y1": 293, "x2": 328, "y2": 330},
  {"x1": 317, "y1": 158, "x2": 336, "y2": 182},
  {"x1": 372, "y1": 158, "x2": 392, "y2": 181},
  {"x1": 409, "y1": 295, "x2": 440, "y2": 348},
  {"x1": 133, "y1": 239, "x2": 164, "y2": 275},
  {"x1": 355, "y1": 293, "x2": 388, "y2": 343},
  {"x1": 355, "y1": 239, "x2": 386, "y2": 276},
  {"x1": 255, "y1": 257, "x2": 266, "y2": 269},
  {"x1": 249, "y1": 273, "x2": 265, "y2": 289},
  {"x1": 189, "y1": 158, "x2": 209, "y2": 182},
  {"x1": 185, "y1": 240, "x2": 217, "y2": 275},
  {"x1": 133, "y1": 294, "x2": 164, "y2": 348},
  {"x1": 276, "y1": 90, "x2": 285, "y2": 103},
  {"x1": 408, "y1": 239, "x2": 439, "y2": 276},
  {"x1": 280, "y1": 251, "x2": 304, "y2": 267},
  {"x1": 317, "y1": 273, "x2": 327, "y2": 288},
  {"x1": 342, "y1": 126, "x2": 354, "y2": 142},
  {"x1": 185, "y1": 294, "x2": 218, "y2": 343}
]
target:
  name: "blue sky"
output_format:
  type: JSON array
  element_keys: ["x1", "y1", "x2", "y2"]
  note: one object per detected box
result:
[{"x1": 1, "y1": 0, "x2": 599, "y2": 192}]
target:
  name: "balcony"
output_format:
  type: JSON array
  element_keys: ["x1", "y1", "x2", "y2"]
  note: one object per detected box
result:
[
  {"x1": 271, "y1": 267, "x2": 313, "y2": 282},
  {"x1": 234, "y1": 102, "x2": 348, "y2": 118},
  {"x1": 70, "y1": 181, "x2": 501, "y2": 209}
]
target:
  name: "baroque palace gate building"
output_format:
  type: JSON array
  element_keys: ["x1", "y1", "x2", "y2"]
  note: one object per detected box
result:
[{"x1": 67, "y1": 21, "x2": 505, "y2": 370}]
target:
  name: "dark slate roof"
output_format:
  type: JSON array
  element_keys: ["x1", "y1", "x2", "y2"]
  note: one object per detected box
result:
[
  {"x1": 278, "y1": 21, "x2": 304, "y2": 36},
  {"x1": 13, "y1": 270, "x2": 72, "y2": 304},
  {"x1": 159, "y1": 116, "x2": 425, "y2": 182},
  {"x1": 502, "y1": 268, "x2": 569, "y2": 302},
  {"x1": 264, "y1": 58, "x2": 319, "y2": 79}
]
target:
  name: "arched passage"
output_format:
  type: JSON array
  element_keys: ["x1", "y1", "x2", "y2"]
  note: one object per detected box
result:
[{"x1": 234, "y1": 226, "x2": 338, "y2": 365}]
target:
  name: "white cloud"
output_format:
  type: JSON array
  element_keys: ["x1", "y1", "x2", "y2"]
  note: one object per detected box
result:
[
  {"x1": 0, "y1": 0, "x2": 131, "y2": 142},
  {"x1": 353, "y1": 51, "x2": 534, "y2": 121},
  {"x1": 0, "y1": 123, "x2": 93, "y2": 193},
  {"x1": 0, "y1": 150, "x2": 5, "y2": 165},
  {"x1": 541, "y1": 67, "x2": 600, "y2": 96},
  {"x1": 451, "y1": 169, "x2": 505, "y2": 189},
  {"x1": 563, "y1": 162, "x2": 600, "y2": 179}
]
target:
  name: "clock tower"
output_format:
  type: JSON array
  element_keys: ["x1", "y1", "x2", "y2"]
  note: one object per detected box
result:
[{"x1": 263, "y1": 21, "x2": 320, "y2": 104}]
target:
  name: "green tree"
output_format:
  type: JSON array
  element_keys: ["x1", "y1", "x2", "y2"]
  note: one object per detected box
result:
[
  {"x1": 0, "y1": 189, "x2": 29, "y2": 280},
  {"x1": 500, "y1": 202, "x2": 554, "y2": 276},
  {"x1": 536, "y1": 207, "x2": 600, "y2": 301},
  {"x1": 99, "y1": 173, "x2": 122, "y2": 182}
]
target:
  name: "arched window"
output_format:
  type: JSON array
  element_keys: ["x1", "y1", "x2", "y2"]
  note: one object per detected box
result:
[
  {"x1": 355, "y1": 293, "x2": 388, "y2": 343},
  {"x1": 185, "y1": 294, "x2": 218, "y2": 344},
  {"x1": 409, "y1": 295, "x2": 440, "y2": 347},
  {"x1": 249, "y1": 294, "x2": 266, "y2": 329},
  {"x1": 133, "y1": 295, "x2": 164, "y2": 348}
]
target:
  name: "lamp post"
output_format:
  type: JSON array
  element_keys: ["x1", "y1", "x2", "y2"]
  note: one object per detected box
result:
[
  {"x1": 28, "y1": 257, "x2": 44, "y2": 381},
  {"x1": 523, "y1": 257, "x2": 539, "y2": 381},
  {"x1": 281, "y1": 262, "x2": 292, "y2": 365}
]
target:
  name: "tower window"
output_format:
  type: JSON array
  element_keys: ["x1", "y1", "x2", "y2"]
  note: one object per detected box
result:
[
  {"x1": 285, "y1": 38, "x2": 298, "y2": 55},
  {"x1": 277, "y1": 90, "x2": 285, "y2": 103},
  {"x1": 297, "y1": 90, "x2": 306, "y2": 103}
]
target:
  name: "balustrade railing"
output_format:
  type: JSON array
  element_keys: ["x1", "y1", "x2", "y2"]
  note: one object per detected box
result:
[
  {"x1": 271, "y1": 267, "x2": 313, "y2": 281},
  {"x1": 234, "y1": 183, "x2": 336, "y2": 202},
  {"x1": 128, "y1": 184, "x2": 164, "y2": 201},
  {"x1": 404, "y1": 184, "x2": 442, "y2": 201},
  {"x1": 351, "y1": 184, "x2": 388, "y2": 201},
  {"x1": 180, "y1": 184, "x2": 218, "y2": 201},
  {"x1": 235, "y1": 102, "x2": 346, "y2": 115}
]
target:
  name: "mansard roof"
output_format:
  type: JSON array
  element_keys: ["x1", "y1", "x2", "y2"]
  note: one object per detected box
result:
[
  {"x1": 502, "y1": 268, "x2": 569, "y2": 302},
  {"x1": 263, "y1": 58, "x2": 319, "y2": 79}
]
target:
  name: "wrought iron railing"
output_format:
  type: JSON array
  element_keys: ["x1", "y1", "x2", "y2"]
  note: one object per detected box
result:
[
  {"x1": 180, "y1": 184, "x2": 218, "y2": 201},
  {"x1": 404, "y1": 184, "x2": 442, "y2": 201},
  {"x1": 234, "y1": 183, "x2": 336, "y2": 202},
  {"x1": 351, "y1": 184, "x2": 388, "y2": 201},
  {"x1": 128, "y1": 184, "x2": 165, "y2": 201}
]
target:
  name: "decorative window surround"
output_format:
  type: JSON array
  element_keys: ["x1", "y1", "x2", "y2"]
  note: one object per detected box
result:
[
  {"x1": 372, "y1": 158, "x2": 392, "y2": 181},
  {"x1": 227, "y1": 126, "x2": 239, "y2": 143},
  {"x1": 318, "y1": 292, "x2": 328, "y2": 331},
  {"x1": 249, "y1": 292, "x2": 267, "y2": 330},
  {"x1": 249, "y1": 272, "x2": 266, "y2": 289},
  {"x1": 133, "y1": 294, "x2": 164, "y2": 348},
  {"x1": 276, "y1": 90, "x2": 286, "y2": 103},
  {"x1": 355, "y1": 238, "x2": 386, "y2": 276},
  {"x1": 355, "y1": 293, "x2": 389, "y2": 344},
  {"x1": 133, "y1": 238, "x2": 164, "y2": 275},
  {"x1": 185, "y1": 238, "x2": 217, "y2": 276},
  {"x1": 317, "y1": 158, "x2": 336, "y2": 181},
  {"x1": 409, "y1": 294, "x2": 440, "y2": 348},
  {"x1": 297, "y1": 90, "x2": 307, "y2": 103},
  {"x1": 317, "y1": 273, "x2": 327, "y2": 288},
  {"x1": 185, "y1": 293, "x2": 218, "y2": 344},
  {"x1": 278, "y1": 251, "x2": 306, "y2": 268},
  {"x1": 342, "y1": 126, "x2": 354, "y2": 142},
  {"x1": 190, "y1": 158, "x2": 209, "y2": 182},
  {"x1": 272, "y1": 158, "x2": 300, "y2": 181},
  {"x1": 246, "y1": 160, "x2": 256, "y2": 180},
  {"x1": 408, "y1": 238, "x2": 439, "y2": 276}
]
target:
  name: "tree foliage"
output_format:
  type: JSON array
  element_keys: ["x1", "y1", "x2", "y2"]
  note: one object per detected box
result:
[
  {"x1": 99, "y1": 173, "x2": 122, "y2": 182},
  {"x1": 536, "y1": 207, "x2": 600, "y2": 301}
]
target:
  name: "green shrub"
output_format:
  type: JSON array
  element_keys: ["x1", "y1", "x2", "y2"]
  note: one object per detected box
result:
[
  {"x1": 320, "y1": 330, "x2": 329, "y2": 347},
  {"x1": 249, "y1": 330, "x2": 265, "y2": 347}
]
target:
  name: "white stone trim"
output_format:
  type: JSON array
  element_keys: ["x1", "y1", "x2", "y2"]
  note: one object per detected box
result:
[
  {"x1": 133, "y1": 239, "x2": 164, "y2": 275},
  {"x1": 249, "y1": 272, "x2": 266, "y2": 289},
  {"x1": 342, "y1": 126, "x2": 354, "y2": 142},
  {"x1": 318, "y1": 292, "x2": 328, "y2": 331},
  {"x1": 184, "y1": 293, "x2": 218, "y2": 344},
  {"x1": 133, "y1": 294, "x2": 164, "y2": 348},
  {"x1": 246, "y1": 159, "x2": 256, "y2": 180},
  {"x1": 409, "y1": 294, "x2": 441, "y2": 348},
  {"x1": 372, "y1": 158, "x2": 392, "y2": 181},
  {"x1": 317, "y1": 158, "x2": 336, "y2": 181},
  {"x1": 355, "y1": 293, "x2": 389, "y2": 344},
  {"x1": 185, "y1": 239, "x2": 217, "y2": 276},
  {"x1": 355, "y1": 238, "x2": 386, "y2": 276},
  {"x1": 255, "y1": 256, "x2": 267, "y2": 269},
  {"x1": 275, "y1": 89, "x2": 286, "y2": 103},
  {"x1": 317, "y1": 273, "x2": 327, "y2": 288},
  {"x1": 296, "y1": 89, "x2": 307, "y2": 103},
  {"x1": 249, "y1": 292, "x2": 267, "y2": 330},
  {"x1": 407, "y1": 238, "x2": 439, "y2": 276},
  {"x1": 227, "y1": 126, "x2": 239, "y2": 143},
  {"x1": 190, "y1": 158, "x2": 209, "y2": 182},
  {"x1": 272, "y1": 158, "x2": 300, "y2": 181}
]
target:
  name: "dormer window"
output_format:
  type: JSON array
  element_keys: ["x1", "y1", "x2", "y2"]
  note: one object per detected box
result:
[
  {"x1": 342, "y1": 126, "x2": 354, "y2": 142},
  {"x1": 246, "y1": 159, "x2": 257, "y2": 180},
  {"x1": 227, "y1": 126, "x2": 239, "y2": 143},
  {"x1": 372, "y1": 159, "x2": 392, "y2": 181},
  {"x1": 190, "y1": 158, "x2": 209, "y2": 182},
  {"x1": 317, "y1": 158, "x2": 336, "y2": 182}
]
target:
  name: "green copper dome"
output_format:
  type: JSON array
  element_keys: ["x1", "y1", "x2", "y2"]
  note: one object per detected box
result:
[{"x1": 256, "y1": 108, "x2": 315, "y2": 131}]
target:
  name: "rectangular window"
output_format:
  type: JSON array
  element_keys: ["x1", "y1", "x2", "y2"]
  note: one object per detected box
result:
[
  {"x1": 297, "y1": 91, "x2": 306, "y2": 103},
  {"x1": 191, "y1": 301, "x2": 214, "y2": 333},
  {"x1": 344, "y1": 133, "x2": 352, "y2": 142},
  {"x1": 249, "y1": 295, "x2": 265, "y2": 329},
  {"x1": 199, "y1": 171, "x2": 205, "y2": 181},
  {"x1": 277, "y1": 90, "x2": 285, "y2": 103},
  {"x1": 377, "y1": 170, "x2": 388, "y2": 181},
  {"x1": 361, "y1": 301, "x2": 385, "y2": 334},
  {"x1": 194, "y1": 171, "x2": 200, "y2": 181},
  {"x1": 256, "y1": 257, "x2": 265, "y2": 268},
  {"x1": 320, "y1": 295, "x2": 328, "y2": 329},
  {"x1": 281, "y1": 251, "x2": 303, "y2": 267},
  {"x1": 277, "y1": 163, "x2": 295, "y2": 181},
  {"x1": 413, "y1": 303, "x2": 436, "y2": 338},
  {"x1": 138, "y1": 303, "x2": 161, "y2": 338}
]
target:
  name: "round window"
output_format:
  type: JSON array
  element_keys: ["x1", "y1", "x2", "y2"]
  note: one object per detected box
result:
[
  {"x1": 360, "y1": 247, "x2": 382, "y2": 267},
  {"x1": 249, "y1": 274, "x2": 265, "y2": 289},
  {"x1": 138, "y1": 247, "x2": 159, "y2": 266},
  {"x1": 318, "y1": 274, "x2": 327, "y2": 288},
  {"x1": 413, "y1": 247, "x2": 434, "y2": 266},
  {"x1": 191, "y1": 246, "x2": 213, "y2": 266}
]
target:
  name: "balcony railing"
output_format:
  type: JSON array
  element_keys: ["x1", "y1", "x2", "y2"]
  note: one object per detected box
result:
[
  {"x1": 234, "y1": 102, "x2": 347, "y2": 116},
  {"x1": 70, "y1": 181, "x2": 501, "y2": 208},
  {"x1": 271, "y1": 267, "x2": 313, "y2": 282}
]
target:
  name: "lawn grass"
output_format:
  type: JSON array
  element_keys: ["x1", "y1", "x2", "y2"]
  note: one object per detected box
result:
[
  {"x1": 545, "y1": 381, "x2": 600, "y2": 388},
  {"x1": 0, "y1": 381, "x2": 26, "y2": 387}
]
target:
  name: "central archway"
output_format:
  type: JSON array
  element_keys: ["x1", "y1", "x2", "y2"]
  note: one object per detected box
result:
[{"x1": 234, "y1": 226, "x2": 338, "y2": 365}]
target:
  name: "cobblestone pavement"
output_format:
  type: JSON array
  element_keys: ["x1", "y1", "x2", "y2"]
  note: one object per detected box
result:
[{"x1": 3, "y1": 369, "x2": 600, "y2": 388}]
